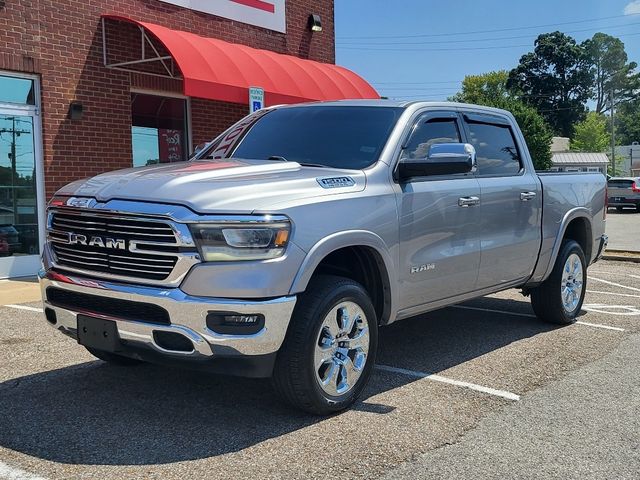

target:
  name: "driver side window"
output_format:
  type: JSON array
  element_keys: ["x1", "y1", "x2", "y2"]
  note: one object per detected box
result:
[{"x1": 401, "y1": 117, "x2": 461, "y2": 160}]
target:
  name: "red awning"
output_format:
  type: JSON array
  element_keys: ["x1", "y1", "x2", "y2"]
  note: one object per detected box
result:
[{"x1": 102, "y1": 15, "x2": 379, "y2": 105}]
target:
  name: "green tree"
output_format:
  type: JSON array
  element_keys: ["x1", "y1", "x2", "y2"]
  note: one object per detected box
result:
[
  {"x1": 571, "y1": 112, "x2": 610, "y2": 152},
  {"x1": 507, "y1": 32, "x2": 592, "y2": 137},
  {"x1": 616, "y1": 99, "x2": 640, "y2": 145},
  {"x1": 452, "y1": 71, "x2": 553, "y2": 170},
  {"x1": 582, "y1": 33, "x2": 640, "y2": 114}
]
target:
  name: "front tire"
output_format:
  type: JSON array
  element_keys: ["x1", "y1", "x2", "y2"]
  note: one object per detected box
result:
[
  {"x1": 530, "y1": 240, "x2": 586, "y2": 325},
  {"x1": 272, "y1": 275, "x2": 378, "y2": 415}
]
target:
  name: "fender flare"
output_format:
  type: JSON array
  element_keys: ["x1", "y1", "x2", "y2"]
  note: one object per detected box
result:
[
  {"x1": 541, "y1": 207, "x2": 593, "y2": 281},
  {"x1": 289, "y1": 230, "x2": 398, "y2": 324}
]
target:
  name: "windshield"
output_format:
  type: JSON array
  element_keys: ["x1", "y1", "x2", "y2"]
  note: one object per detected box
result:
[{"x1": 203, "y1": 106, "x2": 402, "y2": 169}]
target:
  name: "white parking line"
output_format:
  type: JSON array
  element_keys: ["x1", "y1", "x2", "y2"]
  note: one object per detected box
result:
[
  {"x1": 587, "y1": 290, "x2": 640, "y2": 299},
  {"x1": 3, "y1": 305, "x2": 43, "y2": 313},
  {"x1": 588, "y1": 276, "x2": 640, "y2": 293},
  {"x1": 0, "y1": 461, "x2": 47, "y2": 480},
  {"x1": 450, "y1": 305, "x2": 625, "y2": 332},
  {"x1": 376, "y1": 364, "x2": 520, "y2": 401},
  {"x1": 573, "y1": 320, "x2": 625, "y2": 331},
  {"x1": 629, "y1": 274, "x2": 640, "y2": 280}
]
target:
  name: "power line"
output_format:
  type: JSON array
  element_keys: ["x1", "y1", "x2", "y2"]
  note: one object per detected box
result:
[
  {"x1": 338, "y1": 31, "x2": 640, "y2": 52},
  {"x1": 338, "y1": 21, "x2": 640, "y2": 46},
  {"x1": 337, "y1": 12, "x2": 640, "y2": 39}
]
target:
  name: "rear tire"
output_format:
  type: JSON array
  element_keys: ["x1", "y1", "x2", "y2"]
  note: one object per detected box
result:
[
  {"x1": 272, "y1": 275, "x2": 378, "y2": 415},
  {"x1": 85, "y1": 347, "x2": 142, "y2": 366},
  {"x1": 530, "y1": 240, "x2": 586, "y2": 325}
]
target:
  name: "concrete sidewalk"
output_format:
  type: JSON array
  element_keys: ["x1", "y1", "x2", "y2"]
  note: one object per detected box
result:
[{"x1": 0, "y1": 277, "x2": 40, "y2": 306}]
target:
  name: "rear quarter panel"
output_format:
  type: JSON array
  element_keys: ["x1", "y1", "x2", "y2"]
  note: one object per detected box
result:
[{"x1": 528, "y1": 172, "x2": 606, "y2": 284}]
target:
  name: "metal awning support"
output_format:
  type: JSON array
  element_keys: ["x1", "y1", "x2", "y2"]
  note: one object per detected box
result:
[{"x1": 102, "y1": 17, "x2": 181, "y2": 79}]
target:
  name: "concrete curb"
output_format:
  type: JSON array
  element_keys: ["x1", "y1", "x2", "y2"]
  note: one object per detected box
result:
[{"x1": 602, "y1": 250, "x2": 640, "y2": 263}]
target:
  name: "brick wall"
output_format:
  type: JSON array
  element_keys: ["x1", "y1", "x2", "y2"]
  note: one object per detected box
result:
[{"x1": 0, "y1": 0, "x2": 335, "y2": 198}]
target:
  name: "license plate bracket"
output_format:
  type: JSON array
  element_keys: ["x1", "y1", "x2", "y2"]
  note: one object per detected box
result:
[{"x1": 77, "y1": 315, "x2": 121, "y2": 352}]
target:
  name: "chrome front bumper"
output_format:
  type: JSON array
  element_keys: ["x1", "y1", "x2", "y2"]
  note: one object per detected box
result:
[{"x1": 39, "y1": 269, "x2": 296, "y2": 361}]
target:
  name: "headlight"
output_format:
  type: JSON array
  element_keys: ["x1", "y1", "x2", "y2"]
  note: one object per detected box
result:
[{"x1": 190, "y1": 221, "x2": 290, "y2": 261}]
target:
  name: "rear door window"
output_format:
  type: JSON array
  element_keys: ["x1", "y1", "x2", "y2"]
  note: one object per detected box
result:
[{"x1": 464, "y1": 120, "x2": 522, "y2": 176}]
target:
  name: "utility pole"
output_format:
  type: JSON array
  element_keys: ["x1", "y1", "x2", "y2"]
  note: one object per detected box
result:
[
  {"x1": 0, "y1": 118, "x2": 31, "y2": 223},
  {"x1": 610, "y1": 85, "x2": 616, "y2": 176}
]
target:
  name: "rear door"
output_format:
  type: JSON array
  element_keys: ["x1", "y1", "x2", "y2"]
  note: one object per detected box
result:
[
  {"x1": 462, "y1": 113, "x2": 542, "y2": 289},
  {"x1": 396, "y1": 111, "x2": 481, "y2": 309}
]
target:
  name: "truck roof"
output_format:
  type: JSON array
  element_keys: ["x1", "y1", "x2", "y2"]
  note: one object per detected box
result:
[{"x1": 276, "y1": 99, "x2": 514, "y2": 117}]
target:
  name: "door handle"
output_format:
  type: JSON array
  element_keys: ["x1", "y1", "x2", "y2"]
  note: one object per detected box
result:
[
  {"x1": 458, "y1": 196, "x2": 480, "y2": 207},
  {"x1": 520, "y1": 191, "x2": 537, "y2": 201}
]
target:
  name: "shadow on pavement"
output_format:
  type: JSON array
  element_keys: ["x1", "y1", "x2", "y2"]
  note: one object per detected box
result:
[{"x1": 0, "y1": 296, "x2": 559, "y2": 465}]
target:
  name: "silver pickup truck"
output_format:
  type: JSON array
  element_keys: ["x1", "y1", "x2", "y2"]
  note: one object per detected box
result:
[{"x1": 40, "y1": 101, "x2": 608, "y2": 414}]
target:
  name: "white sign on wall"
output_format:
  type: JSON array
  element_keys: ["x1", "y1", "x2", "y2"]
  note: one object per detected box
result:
[
  {"x1": 249, "y1": 87, "x2": 264, "y2": 113},
  {"x1": 160, "y1": 0, "x2": 286, "y2": 33}
]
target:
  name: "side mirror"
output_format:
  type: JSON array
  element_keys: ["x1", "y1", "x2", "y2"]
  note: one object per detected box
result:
[{"x1": 397, "y1": 143, "x2": 476, "y2": 180}]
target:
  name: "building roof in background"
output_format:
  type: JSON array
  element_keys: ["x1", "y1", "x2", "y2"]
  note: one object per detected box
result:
[{"x1": 551, "y1": 152, "x2": 609, "y2": 165}]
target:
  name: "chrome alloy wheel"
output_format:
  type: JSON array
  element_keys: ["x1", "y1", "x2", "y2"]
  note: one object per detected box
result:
[
  {"x1": 313, "y1": 301, "x2": 370, "y2": 396},
  {"x1": 561, "y1": 253, "x2": 584, "y2": 313}
]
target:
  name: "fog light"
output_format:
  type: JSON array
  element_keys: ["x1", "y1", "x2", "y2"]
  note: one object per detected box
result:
[{"x1": 206, "y1": 312, "x2": 265, "y2": 335}]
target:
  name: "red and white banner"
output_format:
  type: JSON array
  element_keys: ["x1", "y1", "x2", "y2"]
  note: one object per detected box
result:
[{"x1": 160, "y1": 0, "x2": 286, "y2": 33}]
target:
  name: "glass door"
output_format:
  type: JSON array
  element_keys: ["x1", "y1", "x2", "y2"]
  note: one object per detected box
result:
[{"x1": 0, "y1": 73, "x2": 43, "y2": 279}]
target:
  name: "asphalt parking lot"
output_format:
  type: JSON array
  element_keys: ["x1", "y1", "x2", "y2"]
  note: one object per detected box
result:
[{"x1": 1, "y1": 259, "x2": 639, "y2": 479}]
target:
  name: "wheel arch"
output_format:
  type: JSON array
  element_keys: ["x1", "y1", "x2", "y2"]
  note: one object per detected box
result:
[
  {"x1": 289, "y1": 231, "x2": 397, "y2": 325},
  {"x1": 542, "y1": 208, "x2": 593, "y2": 282}
]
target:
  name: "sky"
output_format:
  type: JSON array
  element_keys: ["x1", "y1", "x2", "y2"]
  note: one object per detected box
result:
[{"x1": 335, "y1": 0, "x2": 640, "y2": 101}]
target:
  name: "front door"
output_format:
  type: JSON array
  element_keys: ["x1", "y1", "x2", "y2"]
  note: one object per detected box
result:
[
  {"x1": 396, "y1": 111, "x2": 481, "y2": 310},
  {"x1": 0, "y1": 73, "x2": 44, "y2": 279}
]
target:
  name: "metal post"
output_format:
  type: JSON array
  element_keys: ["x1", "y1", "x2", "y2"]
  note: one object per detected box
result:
[{"x1": 610, "y1": 85, "x2": 616, "y2": 176}]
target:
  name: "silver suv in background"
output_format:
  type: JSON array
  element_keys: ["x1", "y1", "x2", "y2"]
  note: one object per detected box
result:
[
  {"x1": 607, "y1": 177, "x2": 640, "y2": 212},
  {"x1": 40, "y1": 101, "x2": 607, "y2": 414}
]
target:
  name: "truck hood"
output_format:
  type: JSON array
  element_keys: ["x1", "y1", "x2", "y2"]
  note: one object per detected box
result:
[{"x1": 57, "y1": 159, "x2": 366, "y2": 214}]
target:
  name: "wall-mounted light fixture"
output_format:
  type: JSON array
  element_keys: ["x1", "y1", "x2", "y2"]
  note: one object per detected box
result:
[
  {"x1": 68, "y1": 102, "x2": 84, "y2": 120},
  {"x1": 308, "y1": 14, "x2": 322, "y2": 32}
]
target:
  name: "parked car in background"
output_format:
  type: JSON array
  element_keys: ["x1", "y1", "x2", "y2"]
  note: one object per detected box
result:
[{"x1": 607, "y1": 177, "x2": 640, "y2": 212}]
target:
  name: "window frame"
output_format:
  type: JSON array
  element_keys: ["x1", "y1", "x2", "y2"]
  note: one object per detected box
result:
[
  {"x1": 394, "y1": 110, "x2": 473, "y2": 183},
  {"x1": 461, "y1": 112, "x2": 525, "y2": 179}
]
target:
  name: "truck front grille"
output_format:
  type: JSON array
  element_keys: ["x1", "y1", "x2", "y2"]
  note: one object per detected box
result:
[{"x1": 48, "y1": 210, "x2": 181, "y2": 281}]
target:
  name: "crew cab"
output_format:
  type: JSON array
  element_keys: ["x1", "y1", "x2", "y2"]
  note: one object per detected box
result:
[{"x1": 40, "y1": 101, "x2": 608, "y2": 414}]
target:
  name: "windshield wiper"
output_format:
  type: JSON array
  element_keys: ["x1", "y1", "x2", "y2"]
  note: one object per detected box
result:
[
  {"x1": 298, "y1": 162, "x2": 329, "y2": 168},
  {"x1": 267, "y1": 156, "x2": 327, "y2": 168}
]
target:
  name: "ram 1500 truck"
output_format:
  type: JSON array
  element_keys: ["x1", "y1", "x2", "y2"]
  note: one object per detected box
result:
[{"x1": 40, "y1": 101, "x2": 608, "y2": 414}]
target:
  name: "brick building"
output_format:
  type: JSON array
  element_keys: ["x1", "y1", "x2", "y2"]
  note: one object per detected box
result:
[{"x1": 0, "y1": 0, "x2": 377, "y2": 278}]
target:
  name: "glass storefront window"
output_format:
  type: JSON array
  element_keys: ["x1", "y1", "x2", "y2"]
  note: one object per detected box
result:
[
  {"x1": 0, "y1": 75, "x2": 35, "y2": 105},
  {"x1": 131, "y1": 93, "x2": 189, "y2": 167},
  {"x1": 0, "y1": 114, "x2": 38, "y2": 257}
]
